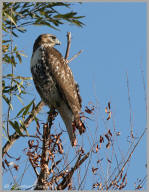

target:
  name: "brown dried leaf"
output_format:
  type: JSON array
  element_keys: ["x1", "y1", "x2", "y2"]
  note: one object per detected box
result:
[
  {"x1": 107, "y1": 158, "x2": 112, "y2": 163},
  {"x1": 93, "y1": 182, "x2": 100, "y2": 188},
  {"x1": 85, "y1": 106, "x2": 94, "y2": 114},
  {"x1": 107, "y1": 112, "x2": 111, "y2": 120},
  {"x1": 97, "y1": 158, "x2": 103, "y2": 164},
  {"x1": 100, "y1": 135, "x2": 104, "y2": 143},
  {"x1": 105, "y1": 107, "x2": 108, "y2": 113},
  {"x1": 92, "y1": 167, "x2": 98, "y2": 174},
  {"x1": 105, "y1": 134, "x2": 110, "y2": 141},
  {"x1": 80, "y1": 147, "x2": 85, "y2": 154},
  {"x1": 108, "y1": 129, "x2": 112, "y2": 136},
  {"x1": 136, "y1": 184, "x2": 142, "y2": 190},
  {"x1": 122, "y1": 173, "x2": 127, "y2": 183},
  {"x1": 28, "y1": 140, "x2": 34, "y2": 148},
  {"x1": 96, "y1": 144, "x2": 99, "y2": 153},
  {"x1": 4, "y1": 159, "x2": 10, "y2": 167},
  {"x1": 108, "y1": 102, "x2": 111, "y2": 109},
  {"x1": 16, "y1": 156, "x2": 21, "y2": 161},
  {"x1": 14, "y1": 164, "x2": 19, "y2": 171},
  {"x1": 118, "y1": 172, "x2": 123, "y2": 182},
  {"x1": 106, "y1": 142, "x2": 111, "y2": 149},
  {"x1": 58, "y1": 143, "x2": 63, "y2": 154},
  {"x1": 2, "y1": 161, "x2": 6, "y2": 169}
]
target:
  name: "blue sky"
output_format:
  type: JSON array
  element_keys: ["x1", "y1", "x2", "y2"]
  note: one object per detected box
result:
[{"x1": 3, "y1": 2, "x2": 147, "y2": 190}]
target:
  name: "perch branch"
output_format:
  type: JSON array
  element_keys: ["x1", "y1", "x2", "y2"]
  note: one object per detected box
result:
[
  {"x1": 34, "y1": 108, "x2": 57, "y2": 190},
  {"x1": 65, "y1": 32, "x2": 71, "y2": 60}
]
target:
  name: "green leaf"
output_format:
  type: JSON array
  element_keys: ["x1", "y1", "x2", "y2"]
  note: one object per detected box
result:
[
  {"x1": 16, "y1": 106, "x2": 25, "y2": 118},
  {"x1": 2, "y1": 94, "x2": 13, "y2": 110},
  {"x1": 16, "y1": 83, "x2": 21, "y2": 94},
  {"x1": 2, "y1": 94, "x2": 10, "y2": 105},
  {"x1": 4, "y1": 12, "x2": 17, "y2": 27},
  {"x1": 2, "y1": 124, "x2": 10, "y2": 141},
  {"x1": 9, "y1": 120, "x2": 23, "y2": 136},
  {"x1": 16, "y1": 99, "x2": 34, "y2": 117},
  {"x1": 16, "y1": 52, "x2": 22, "y2": 64},
  {"x1": 22, "y1": 99, "x2": 34, "y2": 116},
  {"x1": 19, "y1": 119, "x2": 29, "y2": 136}
]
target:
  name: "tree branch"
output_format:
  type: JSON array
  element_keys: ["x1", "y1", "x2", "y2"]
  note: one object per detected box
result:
[
  {"x1": 57, "y1": 152, "x2": 90, "y2": 190},
  {"x1": 67, "y1": 50, "x2": 83, "y2": 64},
  {"x1": 2, "y1": 101, "x2": 45, "y2": 158},
  {"x1": 34, "y1": 108, "x2": 57, "y2": 190},
  {"x1": 65, "y1": 32, "x2": 71, "y2": 60}
]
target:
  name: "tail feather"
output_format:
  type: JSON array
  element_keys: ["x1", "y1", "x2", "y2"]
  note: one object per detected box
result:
[{"x1": 57, "y1": 102, "x2": 76, "y2": 146}]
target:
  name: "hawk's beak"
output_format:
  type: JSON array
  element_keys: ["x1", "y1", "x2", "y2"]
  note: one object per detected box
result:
[{"x1": 55, "y1": 38, "x2": 61, "y2": 45}]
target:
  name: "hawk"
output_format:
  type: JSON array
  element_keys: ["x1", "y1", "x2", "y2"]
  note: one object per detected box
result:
[{"x1": 30, "y1": 34, "x2": 85, "y2": 146}]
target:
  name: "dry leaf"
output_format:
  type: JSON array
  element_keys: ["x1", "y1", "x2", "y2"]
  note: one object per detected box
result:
[
  {"x1": 97, "y1": 158, "x2": 103, "y2": 164},
  {"x1": 100, "y1": 135, "x2": 104, "y2": 143},
  {"x1": 95, "y1": 144, "x2": 99, "y2": 153},
  {"x1": 14, "y1": 164, "x2": 19, "y2": 171},
  {"x1": 107, "y1": 158, "x2": 112, "y2": 163},
  {"x1": 92, "y1": 167, "x2": 98, "y2": 174},
  {"x1": 93, "y1": 182, "x2": 102, "y2": 188},
  {"x1": 107, "y1": 112, "x2": 111, "y2": 120},
  {"x1": 108, "y1": 102, "x2": 111, "y2": 109},
  {"x1": 106, "y1": 142, "x2": 111, "y2": 149},
  {"x1": 105, "y1": 107, "x2": 108, "y2": 113},
  {"x1": 105, "y1": 134, "x2": 110, "y2": 141},
  {"x1": 85, "y1": 106, "x2": 94, "y2": 114},
  {"x1": 58, "y1": 143, "x2": 64, "y2": 154},
  {"x1": 108, "y1": 129, "x2": 112, "y2": 136}
]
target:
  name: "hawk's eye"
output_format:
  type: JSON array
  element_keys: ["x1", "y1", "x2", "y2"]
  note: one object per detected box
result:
[{"x1": 51, "y1": 36, "x2": 56, "y2": 40}]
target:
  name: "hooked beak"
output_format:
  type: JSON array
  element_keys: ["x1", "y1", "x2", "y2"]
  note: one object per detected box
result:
[{"x1": 55, "y1": 38, "x2": 61, "y2": 45}]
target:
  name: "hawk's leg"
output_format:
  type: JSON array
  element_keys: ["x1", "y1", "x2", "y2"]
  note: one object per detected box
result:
[{"x1": 47, "y1": 107, "x2": 58, "y2": 127}]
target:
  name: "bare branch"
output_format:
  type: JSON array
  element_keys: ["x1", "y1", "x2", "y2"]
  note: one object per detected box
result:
[
  {"x1": 2, "y1": 101, "x2": 45, "y2": 158},
  {"x1": 65, "y1": 32, "x2": 71, "y2": 60}
]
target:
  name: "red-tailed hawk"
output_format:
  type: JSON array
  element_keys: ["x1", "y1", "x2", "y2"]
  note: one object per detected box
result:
[{"x1": 30, "y1": 34, "x2": 85, "y2": 146}]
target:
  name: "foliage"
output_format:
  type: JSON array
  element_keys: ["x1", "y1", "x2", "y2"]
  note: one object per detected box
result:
[{"x1": 2, "y1": 2, "x2": 84, "y2": 37}]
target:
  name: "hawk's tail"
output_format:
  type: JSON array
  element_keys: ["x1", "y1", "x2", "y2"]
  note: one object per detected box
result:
[{"x1": 57, "y1": 103, "x2": 76, "y2": 146}]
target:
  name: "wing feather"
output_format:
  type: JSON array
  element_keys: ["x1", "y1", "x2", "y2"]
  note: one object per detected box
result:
[{"x1": 44, "y1": 46, "x2": 82, "y2": 117}]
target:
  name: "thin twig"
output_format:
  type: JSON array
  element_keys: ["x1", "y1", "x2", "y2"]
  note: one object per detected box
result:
[
  {"x1": 57, "y1": 152, "x2": 90, "y2": 190},
  {"x1": 126, "y1": 72, "x2": 134, "y2": 138},
  {"x1": 105, "y1": 127, "x2": 147, "y2": 190},
  {"x1": 67, "y1": 50, "x2": 83, "y2": 64},
  {"x1": 29, "y1": 158, "x2": 39, "y2": 178},
  {"x1": 19, "y1": 158, "x2": 30, "y2": 185},
  {"x1": 139, "y1": 57, "x2": 147, "y2": 121}
]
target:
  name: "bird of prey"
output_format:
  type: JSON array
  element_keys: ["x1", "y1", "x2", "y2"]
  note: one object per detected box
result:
[{"x1": 30, "y1": 34, "x2": 85, "y2": 146}]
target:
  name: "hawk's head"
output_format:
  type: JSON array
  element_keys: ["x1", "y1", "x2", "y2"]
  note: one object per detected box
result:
[{"x1": 33, "y1": 34, "x2": 61, "y2": 52}]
